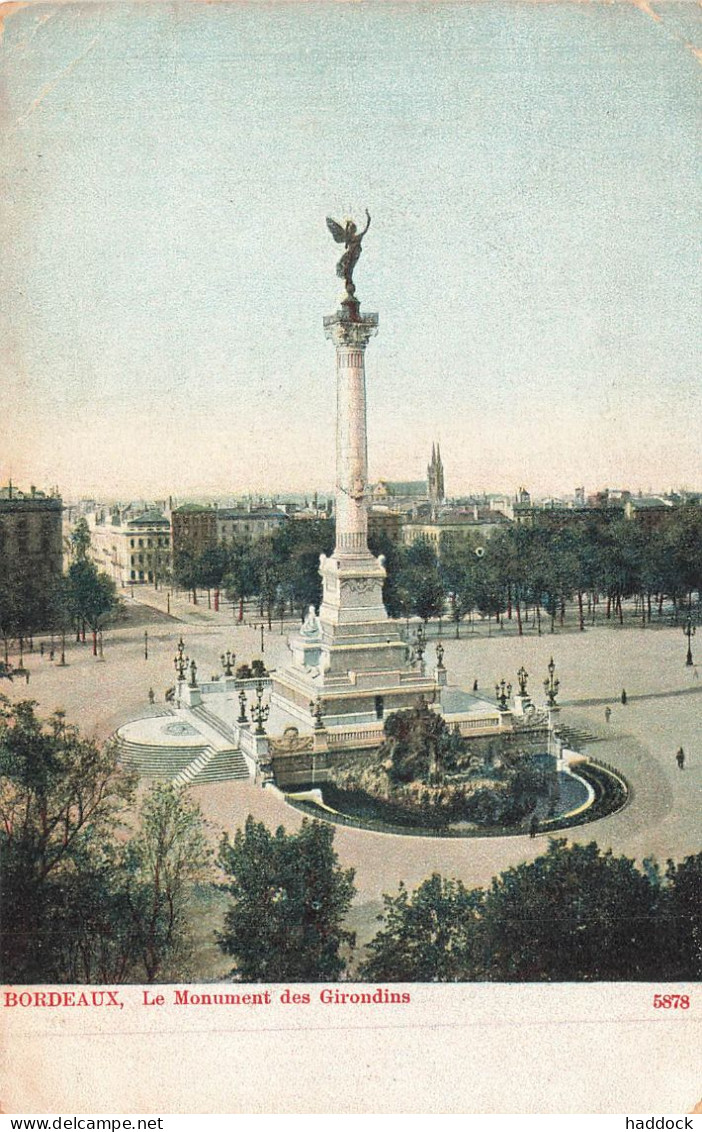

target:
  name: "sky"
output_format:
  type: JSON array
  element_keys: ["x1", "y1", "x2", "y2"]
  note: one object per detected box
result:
[{"x1": 1, "y1": 0, "x2": 700, "y2": 500}]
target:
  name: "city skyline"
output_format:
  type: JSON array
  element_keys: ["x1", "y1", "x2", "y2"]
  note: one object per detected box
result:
[{"x1": 1, "y1": 1, "x2": 700, "y2": 499}]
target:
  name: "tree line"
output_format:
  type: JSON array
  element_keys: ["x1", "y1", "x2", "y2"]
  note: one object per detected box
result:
[
  {"x1": 0, "y1": 518, "x2": 120, "y2": 662},
  {"x1": 172, "y1": 504, "x2": 702, "y2": 635},
  {"x1": 2, "y1": 701, "x2": 699, "y2": 984}
]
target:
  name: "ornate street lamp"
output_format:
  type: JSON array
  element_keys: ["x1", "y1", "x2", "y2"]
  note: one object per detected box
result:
[
  {"x1": 174, "y1": 638, "x2": 188, "y2": 682},
  {"x1": 495, "y1": 679, "x2": 512, "y2": 711},
  {"x1": 250, "y1": 680, "x2": 270, "y2": 735},
  {"x1": 144, "y1": 630, "x2": 149, "y2": 660},
  {"x1": 310, "y1": 696, "x2": 325, "y2": 730},
  {"x1": 517, "y1": 666, "x2": 528, "y2": 696},
  {"x1": 543, "y1": 657, "x2": 560, "y2": 706},
  {"x1": 221, "y1": 650, "x2": 235, "y2": 677},
  {"x1": 683, "y1": 616, "x2": 696, "y2": 667},
  {"x1": 237, "y1": 689, "x2": 248, "y2": 724},
  {"x1": 415, "y1": 624, "x2": 426, "y2": 673}
]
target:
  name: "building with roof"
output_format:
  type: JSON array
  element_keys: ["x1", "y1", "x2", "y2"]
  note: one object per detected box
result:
[
  {"x1": 0, "y1": 483, "x2": 63, "y2": 604},
  {"x1": 624, "y1": 496, "x2": 674, "y2": 530},
  {"x1": 215, "y1": 507, "x2": 288, "y2": 544},
  {"x1": 402, "y1": 510, "x2": 507, "y2": 552},
  {"x1": 171, "y1": 505, "x2": 217, "y2": 559},
  {"x1": 89, "y1": 506, "x2": 171, "y2": 587}
]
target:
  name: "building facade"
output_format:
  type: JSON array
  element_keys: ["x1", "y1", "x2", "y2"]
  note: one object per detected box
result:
[
  {"x1": 0, "y1": 484, "x2": 63, "y2": 594},
  {"x1": 89, "y1": 508, "x2": 171, "y2": 586},
  {"x1": 171, "y1": 505, "x2": 218, "y2": 558}
]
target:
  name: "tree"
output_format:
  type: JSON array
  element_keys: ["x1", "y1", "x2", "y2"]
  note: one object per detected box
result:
[
  {"x1": 172, "y1": 547, "x2": 201, "y2": 604},
  {"x1": 474, "y1": 839, "x2": 661, "y2": 981},
  {"x1": 399, "y1": 539, "x2": 445, "y2": 623},
  {"x1": 270, "y1": 519, "x2": 335, "y2": 618},
  {"x1": 223, "y1": 541, "x2": 258, "y2": 622},
  {"x1": 660, "y1": 852, "x2": 702, "y2": 980},
  {"x1": 218, "y1": 815, "x2": 356, "y2": 981},
  {"x1": 359, "y1": 874, "x2": 482, "y2": 981},
  {"x1": 250, "y1": 536, "x2": 282, "y2": 627},
  {"x1": 0, "y1": 696, "x2": 136, "y2": 981},
  {"x1": 69, "y1": 516, "x2": 92, "y2": 562},
  {"x1": 123, "y1": 783, "x2": 212, "y2": 982},
  {"x1": 0, "y1": 700, "x2": 213, "y2": 983},
  {"x1": 198, "y1": 544, "x2": 229, "y2": 611},
  {"x1": 66, "y1": 559, "x2": 119, "y2": 653}
]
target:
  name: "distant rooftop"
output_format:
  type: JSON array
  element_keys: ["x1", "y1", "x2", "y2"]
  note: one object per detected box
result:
[{"x1": 128, "y1": 508, "x2": 169, "y2": 526}]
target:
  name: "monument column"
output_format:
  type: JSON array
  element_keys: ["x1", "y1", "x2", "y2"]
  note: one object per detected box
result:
[
  {"x1": 270, "y1": 212, "x2": 438, "y2": 724},
  {"x1": 323, "y1": 307, "x2": 378, "y2": 560}
]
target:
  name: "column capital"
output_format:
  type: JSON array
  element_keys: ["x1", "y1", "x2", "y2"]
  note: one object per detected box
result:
[{"x1": 323, "y1": 309, "x2": 378, "y2": 349}]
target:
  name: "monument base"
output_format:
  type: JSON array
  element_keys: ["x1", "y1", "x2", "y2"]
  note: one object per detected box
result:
[{"x1": 271, "y1": 663, "x2": 438, "y2": 728}]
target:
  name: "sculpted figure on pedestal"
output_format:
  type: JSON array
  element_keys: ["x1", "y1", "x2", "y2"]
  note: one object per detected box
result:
[{"x1": 326, "y1": 210, "x2": 371, "y2": 298}]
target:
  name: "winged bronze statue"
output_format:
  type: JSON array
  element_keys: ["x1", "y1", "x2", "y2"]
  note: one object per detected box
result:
[{"x1": 326, "y1": 210, "x2": 371, "y2": 298}]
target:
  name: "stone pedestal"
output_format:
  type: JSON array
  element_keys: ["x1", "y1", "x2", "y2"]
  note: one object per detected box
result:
[
  {"x1": 513, "y1": 694, "x2": 533, "y2": 717},
  {"x1": 178, "y1": 681, "x2": 202, "y2": 709}
]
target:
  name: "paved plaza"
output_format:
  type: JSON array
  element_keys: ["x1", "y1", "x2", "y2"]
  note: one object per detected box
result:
[{"x1": 4, "y1": 587, "x2": 700, "y2": 947}]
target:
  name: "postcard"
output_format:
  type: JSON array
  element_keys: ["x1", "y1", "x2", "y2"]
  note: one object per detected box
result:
[{"x1": 0, "y1": 0, "x2": 700, "y2": 1115}]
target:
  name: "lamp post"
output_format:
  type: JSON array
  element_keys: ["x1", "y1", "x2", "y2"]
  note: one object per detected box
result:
[
  {"x1": 250, "y1": 680, "x2": 270, "y2": 735},
  {"x1": 237, "y1": 689, "x2": 248, "y2": 724},
  {"x1": 221, "y1": 650, "x2": 235, "y2": 677},
  {"x1": 683, "y1": 616, "x2": 696, "y2": 667},
  {"x1": 310, "y1": 696, "x2": 325, "y2": 730},
  {"x1": 495, "y1": 679, "x2": 512, "y2": 712},
  {"x1": 416, "y1": 623, "x2": 426, "y2": 674},
  {"x1": 144, "y1": 630, "x2": 148, "y2": 661},
  {"x1": 174, "y1": 637, "x2": 188, "y2": 682},
  {"x1": 543, "y1": 656, "x2": 560, "y2": 707}
]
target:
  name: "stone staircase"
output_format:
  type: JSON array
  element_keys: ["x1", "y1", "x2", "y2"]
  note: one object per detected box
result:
[
  {"x1": 117, "y1": 702, "x2": 253, "y2": 787},
  {"x1": 556, "y1": 724, "x2": 603, "y2": 748},
  {"x1": 118, "y1": 737, "x2": 209, "y2": 778},
  {"x1": 185, "y1": 746, "x2": 251, "y2": 784},
  {"x1": 190, "y1": 703, "x2": 242, "y2": 746}
]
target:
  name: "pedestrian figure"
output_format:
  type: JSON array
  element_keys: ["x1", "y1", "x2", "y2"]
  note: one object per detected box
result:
[
  {"x1": 676, "y1": 747, "x2": 685, "y2": 770},
  {"x1": 148, "y1": 687, "x2": 155, "y2": 705},
  {"x1": 621, "y1": 689, "x2": 627, "y2": 705},
  {"x1": 473, "y1": 679, "x2": 479, "y2": 692},
  {"x1": 24, "y1": 669, "x2": 30, "y2": 684},
  {"x1": 529, "y1": 815, "x2": 538, "y2": 839},
  {"x1": 694, "y1": 667, "x2": 699, "y2": 681},
  {"x1": 40, "y1": 642, "x2": 44, "y2": 657},
  {"x1": 605, "y1": 706, "x2": 612, "y2": 724},
  {"x1": 49, "y1": 648, "x2": 54, "y2": 662}
]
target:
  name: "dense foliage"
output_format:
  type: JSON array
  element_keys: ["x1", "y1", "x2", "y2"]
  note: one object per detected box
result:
[
  {"x1": 171, "y1": 504, "x2": 701, "y2": 634},
  {"x1": 0, "y1": 698, "x2": 210, "y2": 983},
  {"x1": 361, "y1": 840, "x2": 702, "y2": 982},
  {"x1": 218, "y1": 815, "x2": 356, "y2": 981}
]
